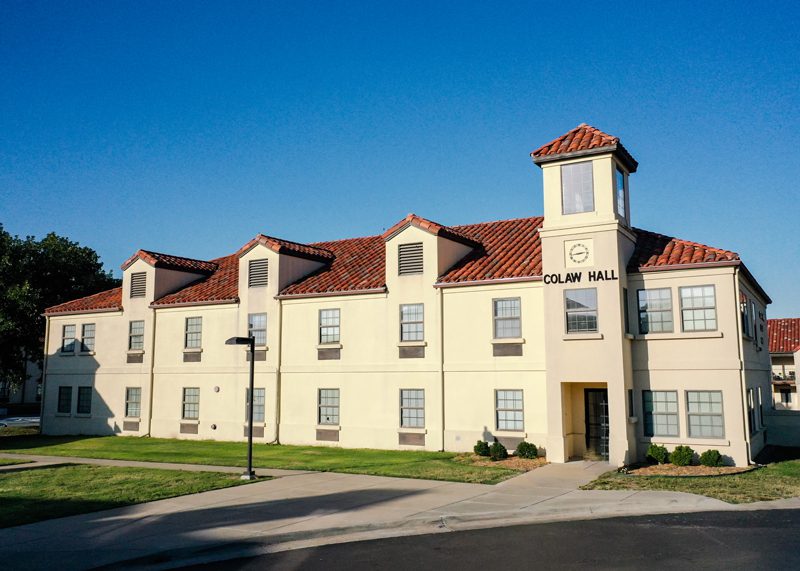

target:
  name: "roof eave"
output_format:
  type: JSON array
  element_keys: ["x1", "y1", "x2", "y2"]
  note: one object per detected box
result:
[
  {"x1": 44, "y1": 307, "x2": 123, "y2": 317},
  {"x1": 150, "y1": 298, "x2": 239, "y2": 309},
  {"x1": 276, "y1": 287, "x2": 388, "y2": 300},
  {"x1": 532, "y1": 143, "x2": 639, "y2": 173}
]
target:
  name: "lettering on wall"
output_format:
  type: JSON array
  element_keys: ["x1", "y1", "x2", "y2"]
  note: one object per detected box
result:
[{"x1": 542, "y1": 270, "x2": 619, "y2": 285}]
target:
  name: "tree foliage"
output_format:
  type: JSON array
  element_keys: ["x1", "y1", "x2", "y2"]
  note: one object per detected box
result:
[{"x1": 0, "y1": 224, "x2": 119, "y2": 388}]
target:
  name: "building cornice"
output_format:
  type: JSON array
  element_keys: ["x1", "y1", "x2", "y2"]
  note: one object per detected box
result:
[{"x1": 275, "y1": 287, "x2": 388, "y2": 300}]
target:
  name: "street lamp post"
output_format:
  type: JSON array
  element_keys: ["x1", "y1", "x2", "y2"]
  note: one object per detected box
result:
[{"x1": 226, "y1": 335, "x2": 257, "y2": 480}]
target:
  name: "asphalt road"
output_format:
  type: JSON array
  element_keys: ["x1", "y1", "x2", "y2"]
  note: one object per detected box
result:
[{"x1": 183, "y1": 509, "x2": 800, "y2": 570}]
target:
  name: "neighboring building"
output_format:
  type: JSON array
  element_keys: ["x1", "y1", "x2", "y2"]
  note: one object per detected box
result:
[
  {"x1": 0, "y1": 361, "x2": 42, "y2": 408},
  {"x1": 40, "y1": 124, "x2": 773, "y2": 466},
  {"x1": 768, "y1": 318, "x2": 799, "y2": 410}
]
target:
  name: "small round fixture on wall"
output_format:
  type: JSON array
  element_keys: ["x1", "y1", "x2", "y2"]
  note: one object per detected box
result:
[
  {"x1": 214, "y1": 386, "x2": 220, "y2": 393},
  {"x1": 211, "y1": 424, "x2": 217, "y2": 430}
]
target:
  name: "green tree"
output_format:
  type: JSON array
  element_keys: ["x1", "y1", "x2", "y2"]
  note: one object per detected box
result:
[{"x1": 0, "y1": 224, "x2": 119, "y2": 392}]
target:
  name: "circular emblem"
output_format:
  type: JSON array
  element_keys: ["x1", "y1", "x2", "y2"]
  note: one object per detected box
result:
[{"x1": 569, "y1": 243, "x2": 590, "y2": 264}]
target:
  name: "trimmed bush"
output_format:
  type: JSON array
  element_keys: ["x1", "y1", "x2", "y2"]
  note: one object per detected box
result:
[
  {"x1": 646, "y1": 443, "x2": 669, "y2": 464},
  {"x1": 699, "y1": 449, "x2": 723, "y2": 467},
  {"x1": 474, "y1": 440, "x2": 490, "y2": 457},
  {"x1": 515, "y1": 441, "x2": 538, "y2": 459},
  {"x1": 670, "y1": 445, "x2": 695, "y2": 467},
  {"x1": 489, "y1": 440, "x2": 508, "y2": 461}
]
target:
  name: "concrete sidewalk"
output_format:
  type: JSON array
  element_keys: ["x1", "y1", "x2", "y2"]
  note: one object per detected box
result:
[{"x1": 0, "y1": 454, "x2": 797, "y2": 570}]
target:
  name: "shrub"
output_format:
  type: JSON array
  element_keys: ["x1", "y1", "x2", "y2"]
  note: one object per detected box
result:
[
  {"x1": 474, "y1": 440, "x2": 490, "y2": 457},
  {"x1": 646, "y1": 443, "x2": 669, "y2": 464},
  {"x1": 489, "y1": 440, "x2": 508, "y2": 461},
  {"x1": 515, "y1": 441, "x2": 538, "y2": 459},
  {"x1": 699, "y1": 449, "x2": 723, "y2": 467},
  {"x1": 670, "y1": 445, "x2": 695, "y2": 467}
]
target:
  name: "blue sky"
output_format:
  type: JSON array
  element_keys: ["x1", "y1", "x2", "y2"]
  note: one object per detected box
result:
[{"x1": 1, "y1": 1, "x2": 799, "y2": 315}]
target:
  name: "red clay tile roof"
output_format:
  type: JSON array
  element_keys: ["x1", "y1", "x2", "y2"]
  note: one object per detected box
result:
[
  {"x1": 45, "y1": 287, "x2": 123, "y2": 315},
  {"x1": 151, "y1": 254, "x2": 239, "y2": 307},
  {"x1": 236, "y1": 234, "x2": 335, "y2": 262},
  {"x1": 630, "y1": 228, "x2": 739, "y2": 270},
  {"x1": 381, "y1": 214, "x2": 482, "y2": 248},
  {"x1": 121, "y1": 250, "x2": 218, "y2": 274},
  {"x1": 531, "y1": 123, "x2": 638, "y2": 172},
  {"x1": 768, "y1": 318, "x2": 800, "y2": 354}
]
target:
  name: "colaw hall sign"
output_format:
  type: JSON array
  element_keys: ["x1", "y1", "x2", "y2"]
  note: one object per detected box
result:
[{"x1": 542, "y1": 269, "x2": 619, "y2": 285}]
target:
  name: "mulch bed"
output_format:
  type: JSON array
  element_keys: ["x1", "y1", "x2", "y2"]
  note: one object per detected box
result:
[
  {"x1": 458, "y1": 454, "x2": 548, "y2": 472},
  {"x1": 624, "y1": 464, "x2": 757, "y2": 477}
]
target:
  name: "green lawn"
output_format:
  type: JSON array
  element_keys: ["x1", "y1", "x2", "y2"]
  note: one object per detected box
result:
[
  {"x1": 0, "y1": 464, "x2": 251, "y2": 528},
  {"x1": 0, "y1": 458, "x2": 30, "y2": 466},
  {"x1": 0, "y1": 435, "x2": 517, "y2": 484},
  {"x1": 581, "y1": 460, "x2": 800, "y2": 503}
]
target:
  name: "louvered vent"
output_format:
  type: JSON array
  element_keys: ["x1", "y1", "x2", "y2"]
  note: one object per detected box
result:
[
  {"x1": 248, "y1": 259, "x2": 269, "y2": 288},
  {"x1": 130, "y1": 272, "x2": 147, "y2": 298},
  {"x1": 398, "y1": 243, "x2": 423, "y2": 275}
]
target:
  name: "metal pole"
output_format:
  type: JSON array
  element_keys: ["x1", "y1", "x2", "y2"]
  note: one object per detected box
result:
[{"x1": 243, "y1": 337, "x2": 256, "y2": 480}]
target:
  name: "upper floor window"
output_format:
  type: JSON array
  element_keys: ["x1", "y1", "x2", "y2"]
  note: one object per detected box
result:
[
  {"x1": 561, "y1": 161, "x2": 594, "y2": 214},
  {"x1": 319, "y1": 309, "x2": 340, "y2": 344},
  {"x1": 615, "y1": 166, "x2": 626, "y2": 218},
  {"x1": 638, "y1": 289, "x2": 673, "y2": 334},
  {"x1": 185, "y1": 317, "x2": 202, "y2": 349},
  {"x1": 129, "y1": 320, "x2": 144, "y2": 350},
  {"x1": 398, "y1": 243, "x2": 424, "y2": 275},
  {"x1": 679, "y1": 285, "x2": 717, "y2": 332},
  {"x1": 565, "y1": 288, "x2": 598, "y2": 333},
  {"x1": 248, "y1": 259, "x2": 269, "y2": 288},
  {"x1": 248, "y1": 313, "x2": 267, "y2": 346},
  {"x1": 81, "y1": 323, "x2": 96, "y2": 352},
  {"x1": 400, "y1": 304, "x2": 424, "y2": 341},
  {"x1": 61, "y1": 324, "x2": 76, "y2": 353},
  {"x1": 493, "y1": 298, "x2": 521, "y2": 339},
  {"x1": 130, "y1": 272, "x2": 146, "y2": 298}
]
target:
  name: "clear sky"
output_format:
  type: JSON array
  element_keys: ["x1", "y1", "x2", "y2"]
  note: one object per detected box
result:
[{"x1": 1, "y1": 1, "x2": 799, "y2": 315}]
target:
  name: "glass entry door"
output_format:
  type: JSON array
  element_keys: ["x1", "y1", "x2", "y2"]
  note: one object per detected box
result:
[{"x1": 584, "y1": 389, "x2": 609, "y2": 461}]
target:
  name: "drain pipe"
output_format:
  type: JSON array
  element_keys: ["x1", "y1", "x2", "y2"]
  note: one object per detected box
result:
[
  {"x1": 438, "y1": 286, "x2": 446, "y2": 452},
  {"x1": 145, "y1": 307, "x2": 158, "y2": 436},
  {"x1": 270, "y1": 297, "x2": 283, "y2": 445}
]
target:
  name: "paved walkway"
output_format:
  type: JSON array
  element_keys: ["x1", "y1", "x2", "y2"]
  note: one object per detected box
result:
[{"x1": 0, "y1": 453, "x2": 797, "y2": 570}]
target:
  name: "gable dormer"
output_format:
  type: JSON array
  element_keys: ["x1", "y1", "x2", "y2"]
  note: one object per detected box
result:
[
  {"x1": 121, "y1": 250, "x2": 218, "y2": 308},
  {"x1": 532, "y1": 123, "x2": 638, "y2": 231},
  {"x1": 381, "y1": 214, "x2": 480, "y2": 289}
]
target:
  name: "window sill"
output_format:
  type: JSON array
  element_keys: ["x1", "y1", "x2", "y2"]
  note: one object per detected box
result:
[
  {"x1": 494, "y1": 430, "x2": 526, "y2": 437},
  {"x1": 492, "y1": 338, "x2": 525, "y2": 345},
  {"x1": 397, "y1": 341, "x2": 427, "y2": 347},
  {"x1": 75, "y1": 414, "x2": 91, "y2": 418},
  {"x1": 624, "y1": 333, "x2": 634, "y2": 340},
  {"x1": 125, "y1": 416, "x2": 141, "y2": 420},
  {"x1": 55, "y1": 413, "x2": 71, "y2": 417},
  {"x1": 181, "y1": 419, "x2": 200, "y2": 424},
  {"x1": 640, "y1": 437, "x2": 730, "y2": 447},
  {"x1": 244, "y1": 346, "x2": 269, "y2": 351},
  {"x1": 562, "y1": 332, "x2": 603, "y2": 341},
  {"x1": 316, "y1": 424, "x2": 340, "y2": 431},
  {"x1": 127, "y1": 349, "x2": 145, "y2": 355},
  {"x1": 316, "y1": 343, "x2": 342, "y2": 349},
  {"x1": 60, "y1": 353, "x2": 75, "y2": 357},
  {"x1": 183, "y1": 348, "x2": 203, "y2": 353},
  {"x1": 398, "y1": 427, "x2": 427, "y2": 434},
  {"x1": 244, "y1": 422, "x2": 267, "y2": 428},
  {"x1": 628, "y1": 416, "x2": 638, "y2": 424},
  {"x1": 634, "y1": 331, "x2": 723, "y2": 341},
  {"x1": 79, "y1": 351, "x2": 96, "y2": 356}
]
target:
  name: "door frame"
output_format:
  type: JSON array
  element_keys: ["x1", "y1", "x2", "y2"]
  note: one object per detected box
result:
[{"x1": 584, "y1": 388, "x2": 609, "y2": 460}]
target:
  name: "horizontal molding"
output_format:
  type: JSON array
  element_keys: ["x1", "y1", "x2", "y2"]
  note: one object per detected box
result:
[
  {"x1": 562, "y1": 333, "x2": 604, "y2": 341},
  {"x1": 634, "y1": 331, "x2": 724, "y2": 341},
  {"x1": 491, "y1": 337, "x2": 525, "y2": 345}
]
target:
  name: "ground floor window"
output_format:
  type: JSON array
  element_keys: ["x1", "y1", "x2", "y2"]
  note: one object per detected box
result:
[
  {"x1": 125, "y1": 387, "x2": 141, "y2": 418},
  {"x1": 643, "y1": 390, "x2": 678, "y2": 437},
  {"x1": 57, "y1": 386, "x2": 72, "y2": 414},
  {"x1": 400, "y1": 389, "x2": 424, "y2": 428},
  {"x1": 246, "y1": 388, "x2": 266, "y2": 423},
  {"x1": 496, "y1": 389, "x2": 523, "y2": 431},
  {"x1": 781, "y1": 389, "x2": 792, "y2": 406},
  {"x1": 747, "y1": 389, "x2": 756, "y2": 435},
  {"x1": 687, "y1": 390, "x2": 724, "y2": 438},
  {"x1": 318, "y1": 388, "x2": 339, "y2": 425},
  {"x1": 182, "y1": 387, "x2": 200, "y2": 420},
  {"x1": 76, "y1": 386, "x2": 92, "y2": 415}
]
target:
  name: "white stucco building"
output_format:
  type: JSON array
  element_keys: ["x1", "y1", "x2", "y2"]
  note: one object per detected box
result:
[{"x1": 40, "y1": 124, "x2": 773, "y2": 466}]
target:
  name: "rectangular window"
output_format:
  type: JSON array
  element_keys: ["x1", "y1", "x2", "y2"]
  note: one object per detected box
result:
[
  {"x1": 627, "y1": 388, "x2": 635, "y2": 417},
  {"x1": 687, "y1": 391, "x2": 724, "y2": 438},
  {"x1": 638, "y1": 288, "x2": 674, "y2": 334},
  {"x1": 615, "y1": 166, "x2": 626, "y2": 218},
  {"x1": 400, "y1": 389, "x2": 425, "y2": 428},
  {"x1": 319, "y1": 309, "x2": 340, "y2": 344},
  {"x1": 561, "y1": 161, "x2": 594, "y2": 214},
  {"x1": 248, "y1": 313, "x2": 267, "y2": 346},
  {"x1": 496, "y1": 389, "x2": 524, "y2": 431},
  {"x1": 781, "y1": 389, "x2": 792, "y2": 406},
  {"x1": 623, "y1": 288, "x2": 631, "y2": 335},
  {"x1": 398, "y1": 242, "x2": 424, "y2": 275},
  {"x1": 747, "y1": 389, "x2": 756, "y2": 435},
  {"x1": 76, "y1": 386, "x2": 92, "y2": 415},
  {"x1": 741, "y1": 297, "x2": 752, "y2": 338},
  {"x1": 129, "y1": 320, "x2": 145, "y2": 350},
  {"x1": 125, "y1": 387, "x2": 142, "y2": 418},
  {"x1": 318, "y1": 388, "x2": 340, "y2": 425},
  {"x1": 400, "y1": 304, "x2": 424, "y2": 341},
  {"x1": 679, "y1": 285, "x2": 717, "y2": 332},
  {"x1": 130, "y1": 272, "x2": 146, "y2": 298},
  {"x1": 61, "y1": 324, "x2": 76, "y2": 353},
  {"x1": 248, "y1": 259, "x2": 269, "y2": 288},
  {"x1": 643, "y1": 391, "x2": 679, "y2": 437},
  {"x1": 81, "y1": 323, "x2": 96, "y2": 352},
  {"x1": 493, "y1": 298, "x2": 521, "y2": 339},
  {"x1": 185, "y1": 317, "x2": 202, "y2": 349},
  {"x1": 182, "y1": 387, "x2": 200, "y2": 420},
  {"x1": 57, "y1": 386, "x2": 72, "y2": 414},
  {"x1": 565, "y1": 288, "x2": 598, "y2": 333},
  {"x1": 246, "y1": 388, "x2": 266, "y2": 423}
]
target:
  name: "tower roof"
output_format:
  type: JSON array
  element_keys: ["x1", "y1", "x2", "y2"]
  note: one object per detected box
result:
[{"x1": 531, "y1": 123, "x2": 638, "y2": 172}]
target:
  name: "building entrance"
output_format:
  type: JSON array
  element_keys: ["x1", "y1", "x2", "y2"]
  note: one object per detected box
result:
[{"x1": 584, "y1": 388, "x2": 609, "y2": 460}]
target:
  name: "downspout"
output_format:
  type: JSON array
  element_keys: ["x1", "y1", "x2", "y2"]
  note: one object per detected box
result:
[
  {"x1": 271, "y1": 298, "x2": 283, "y2": 444},
  {"x1": 438, "y1": 286, "x2": 445, "y2": 452},
  {"x1": 146, "y1": 307, "x2": 157, "y2": 436},
  {"x1": 39, "y1": 316, "x2": 51, "y2": 434},
  {"x1": 733, "y1": 268, "x2": 752, "y2": 464}
]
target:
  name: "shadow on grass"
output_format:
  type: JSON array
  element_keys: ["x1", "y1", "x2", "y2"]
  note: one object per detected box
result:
[
  {"x1": 0, "y1": 433, "x2": 98, "y2": 449},
  {"x1": 0, "y1": 496, "x2": 131, "y2": 529}
]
